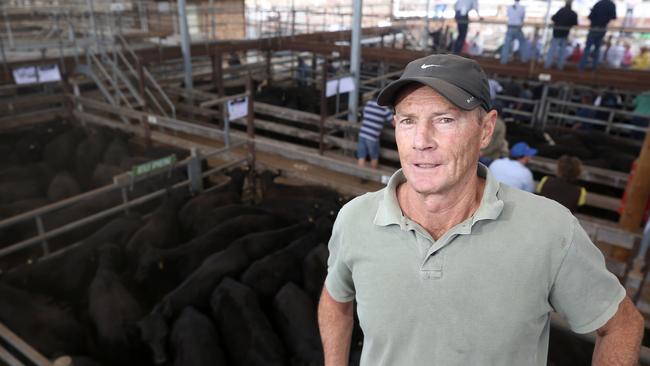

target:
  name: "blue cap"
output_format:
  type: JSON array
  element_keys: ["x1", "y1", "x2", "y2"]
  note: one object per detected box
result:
[{"x1": 510, "y1": 142, "x2": 537, "y2": 158}]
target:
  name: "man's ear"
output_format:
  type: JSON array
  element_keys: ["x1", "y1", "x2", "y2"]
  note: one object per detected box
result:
[{"x1": 479, "y1": 110, "x2": 498, "y2": 149}]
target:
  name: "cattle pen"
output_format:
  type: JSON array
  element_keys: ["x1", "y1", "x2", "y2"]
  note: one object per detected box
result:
[{"x1": 1, "y1": 1, "x2": 650, "y2": 365}]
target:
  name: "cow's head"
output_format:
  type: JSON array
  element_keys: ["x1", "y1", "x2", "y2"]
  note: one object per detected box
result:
[{"x1": 138, "y1": 311, "x2": 169, "y2": 365}]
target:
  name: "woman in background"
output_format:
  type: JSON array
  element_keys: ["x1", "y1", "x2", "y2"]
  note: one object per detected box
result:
[{"x1": 537, "y1": 155, "x2": 587, "y2": 213}]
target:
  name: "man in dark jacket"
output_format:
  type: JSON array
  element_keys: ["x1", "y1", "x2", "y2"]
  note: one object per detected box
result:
[
  {"x1": 544, "y1": 0, "x2": 578, "y2": 70},
  {"x1": 579, "y1": 0, "x2": 616, "y2": 70}
]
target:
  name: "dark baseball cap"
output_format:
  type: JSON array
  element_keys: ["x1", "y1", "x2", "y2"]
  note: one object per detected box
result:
[{"x1": 377, "y1": 54, "x2": 493, "y2": 112}]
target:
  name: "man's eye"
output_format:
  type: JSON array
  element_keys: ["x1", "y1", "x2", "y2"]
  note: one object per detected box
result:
[
  {"x1": 439, "y1": 118, "x2": 454, "y2": 124},
  {"x1": 399, "y1": 118, "x2": 413, "y2": 125}
]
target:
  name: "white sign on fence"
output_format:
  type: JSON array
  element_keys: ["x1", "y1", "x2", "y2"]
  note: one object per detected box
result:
[
  {"x1": 326, "y1": 76, "x2": 355, "y2": 97},
  {"x1": 110, "y1": 3, "x2": 126, "y2": 12},
  {"x1": 227, "y1": 97, "x2": 249, "y2": 120},
  {"x1": 37, "y1": 64, "x2": 61, "y2": 82},
  {"x1": 13, "y1": 66, "x2": 38, "y2": 84},
  {"x1": 13, "y1": 64, "x2": 61, "y2": 84}
]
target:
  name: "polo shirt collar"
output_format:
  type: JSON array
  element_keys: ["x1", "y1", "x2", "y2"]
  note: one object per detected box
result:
[{"x1": 373, "y1": 164, "x2": 504, "y2": 229}]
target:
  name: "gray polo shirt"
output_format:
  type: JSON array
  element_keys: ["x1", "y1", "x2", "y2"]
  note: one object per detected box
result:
[{"x1": 325, "y1": 165, "x2": 625, "y2": 366}]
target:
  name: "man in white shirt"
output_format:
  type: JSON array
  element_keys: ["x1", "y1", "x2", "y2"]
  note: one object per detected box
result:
[
  {"x1": 500, "y1": 0, "x2": 529, "y2": 64},
  {"x1": 489, "y1": 141, "x2": 536, "y2": 192},
  {"x1": 453, "y1": 0, "x2": 482, "y2": 54}
]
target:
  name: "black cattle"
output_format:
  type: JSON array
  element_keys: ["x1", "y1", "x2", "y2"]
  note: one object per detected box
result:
[
  {"x1": 0, "y1": 161, "x2": 54, "y2": 186},
  {"x1": 0, "y1": 179, "x2": 41, "y2": 204},
  {"x1": 47, "y1": 171, "x2": 81, "y2": 202},
  {"x1": 241, "y1": 217, "x2": 333, "y2": 300},
  {"x1": 302, "y1": 244, "x2": 329, "y2": 303},
  {"x1": 91, "y1": 164, "x2": 123, "y2": 188},
  {"x1": 3, "y1": 215, "x2": 142, "y2": 304},
  {"x1": 191, "y1": 204, "x2": 275, "y2": 237},
  {"x1": 548, "y1": 325, "x2": 593, "y2": 366},
  {"x1": 44, "y1": 128, "x2": 84, "y2": 170},
  {"x1": 139, "y1": 222, "x2": 312, "y2": 364},
  {"x1": 258, "y1": 170, "x2": 343, "y2": 204},
  {"x1": 103, "y1": 137, "x2": 130, "y2": 166},
  {"x1": 135, "y1": 214, "x2": 292, "y2": 289},
  {"x1": 272, "y1": 282, "x2": 323, "y2": 366},
  {"x1": 210, "y1": 278, "x2": 286, "y2": 366},
  {"x1": 258, "y1": 196, "x2": 339, "y2": 223},
  {"x1": 170, "y1": 307, "x2": 227, "y2": 366},
  {"x1": 178, "y1": 190, "x2": 242, "y2": 238},
  {"x1": 126, "y1": 192, "x2": 187, "y2": 258},
  {"x1": 0, "y1": 197, "x2": 48, "y2": 219},
  {"x1": 88, "y1": 244, "x2": 145, "y2": 366},
  {"x1": 0, "y1": 283, "x2": 86, "y2": 357},
  {"x1": 74, "y1": 131, "x2": 109, "y2": 190}
]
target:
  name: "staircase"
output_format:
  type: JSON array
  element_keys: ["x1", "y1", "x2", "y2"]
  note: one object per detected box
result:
[{"x1": 73, "y1": 34, "x2": 175, "y2": 119}]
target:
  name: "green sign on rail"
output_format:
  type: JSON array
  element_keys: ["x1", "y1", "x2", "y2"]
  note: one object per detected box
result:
[{"x1": 131, "y1": 154, "x2": 177, "y2": 177}]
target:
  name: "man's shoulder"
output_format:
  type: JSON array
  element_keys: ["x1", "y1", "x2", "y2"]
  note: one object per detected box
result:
[
  {"x1": 338, "y1": 189, "x2": 385, "y2": 222},
  {"x1": 498, "y1": 184, "x2": 575, "y2": 229}
]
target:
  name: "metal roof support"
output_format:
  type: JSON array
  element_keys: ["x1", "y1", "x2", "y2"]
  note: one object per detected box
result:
[
  {"x1": 178, "y1": 0, "x2": 194, "y2": 91},
  {"x1": 347, "y1": 0, "x2": 362, "y2": 123}
]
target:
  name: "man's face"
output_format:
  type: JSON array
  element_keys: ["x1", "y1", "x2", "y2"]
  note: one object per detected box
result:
[{"x1": 393, "y1": 85, "x2": 495, "y2": 196}]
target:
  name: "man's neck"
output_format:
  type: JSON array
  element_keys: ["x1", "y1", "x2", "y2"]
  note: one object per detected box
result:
[{"x1": 397, "y1": 174, "x2": 486, "y2": 240}]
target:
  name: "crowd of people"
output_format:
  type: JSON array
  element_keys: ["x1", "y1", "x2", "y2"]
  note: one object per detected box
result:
[{"x1": 445, "y1": 0, "x2": 650, "y2": 71}]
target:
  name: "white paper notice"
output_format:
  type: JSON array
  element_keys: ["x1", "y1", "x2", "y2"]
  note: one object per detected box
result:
[
  {"x1": 13, "y1": 66, "x2": 38, "y2": 84},
  {"x1": 326, "y1": 76, "x2": 356, "y2": 97},
  {"x1": 37, "y1": 64, "x2": 61, "y2": 82},
  {"x1": 227, "y1": 97, "x2": 248, "y2": 120}
]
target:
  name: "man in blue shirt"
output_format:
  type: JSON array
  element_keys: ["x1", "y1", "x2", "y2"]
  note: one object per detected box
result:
[
  {"x1": 357, "y1": 93, "x2": 393, "y2": 169},
  {"x1": 579, "y1": 0, "x2": 617, "y2": 70},
  {"x1": 489, "y1": 141, "x2": 537, "y2": 192}
]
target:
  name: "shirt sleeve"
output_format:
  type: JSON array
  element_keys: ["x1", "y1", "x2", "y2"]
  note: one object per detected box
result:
[
  {"x1": 324, "y1": 212, "x2": 356, "y2": 302},
  {"x1": 549, "y1": 217, "x2": 626, "y2": 334}
]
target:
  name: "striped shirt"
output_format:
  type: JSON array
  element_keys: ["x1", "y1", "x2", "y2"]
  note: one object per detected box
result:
[{"x1": 359, "y1": 100, "x2": 393, "y2": 142}]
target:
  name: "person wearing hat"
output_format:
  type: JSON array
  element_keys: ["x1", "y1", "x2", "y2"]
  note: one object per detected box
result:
[
  {"x1": 318, "y1": 53, "x2": 643, "y2": 366},
  {"x1": 488, "y1": 141, "x2": 537, "y2": 192}
]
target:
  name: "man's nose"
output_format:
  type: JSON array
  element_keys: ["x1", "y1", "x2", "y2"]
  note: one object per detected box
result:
[{"x1": 413, "y1": 122, "x2": 437, "y2": 151}]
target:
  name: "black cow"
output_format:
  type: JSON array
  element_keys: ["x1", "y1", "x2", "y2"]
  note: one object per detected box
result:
[
  {"x1": 44, "y1": 128, "x2": 84, "y2": 170},
  {"x1": 210, "y1": 278, "x2": 286, "y2": 366},
  {"x1": 74, "y1": 130, "x2": 109, "y2": 190},
  {"x1": 170, "y1": 307, "x2": 227, "y2": 366},
  {"x1": 0, "y1": 179, "x2": 41, "y2": 204},
  {"x1": 272, "y1": 282, "x2": 323, "y2": 366},
  {"x1": 88, "y1": 244, "x2": 145, "y2": 366},
  {"x1": 103, "y1": 137, "x2": 130, "y2": 166},
  {"x1": 191, "y1": 204, "x2": 275, "y2": 237},
  {"x1": 3, "y1": 215, "x2": 142, "y2": 304},
  {"x1": 302, "y1": 244, "x2": 329, "y2": 303},
  {"x1": 178, "y1": 190, "x2": 242, "y2": 238},
  {"x1": 139, "y1": 222, "x2": 312, "y2": 364},
  {"x1": 135, "y1": 214, "x2": 292, "y2": 289},
  {"x1": 0, "y1": 283, "x2": 86, "y2": 357},
  {"x1": 241, "y1": 217, "x2": 333, "y2": 300},
  {"x1": 47, "y1": 171, "x2": 81, "y2": 202},
  {"x1": 258, "y1": 196, "x2": 339, "y2": 223},
  {"x1": 126, "y1": 191, "x2": 187, "y2": 258},
  {"x1": 258, "y1": 170, "x2": 343, "y2": 204}
]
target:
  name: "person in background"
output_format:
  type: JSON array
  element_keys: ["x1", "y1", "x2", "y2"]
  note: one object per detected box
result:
[
  {"x1": 622, "y1": 42, "x2": 634, "y2": 68},
  {"x1": 606, "y1": 40, "x2": 626, "y2": 68},
  {"x1": 468, "y1": 31, "x2": 485, "y2": 56},
  {"x1": 500, "y1": 0, "x2": 528, "y2": 64},
  {"x1": 632, "y1": 47, "x2": 650, "y2": 70},
  {"x1": 537, "y1": 155, "x2": 587, "y2": 213},
  {"x1": 296, "y1": 57, "x2": 311, "y2": 87},
  {"x1": 480, "y1": 115, "x2": 508, "y2": 166},
  {"x1": 631, "y1": 89, "x2": 650, "y2": 139},
  {"x1": 569, "y1": 42, "x2": 583, "y2": 63},
  {"x1": 579, "y1": 0, "x2": 617, "y2": 70},
  {"x1": 356, "y1": 92, "x2": 394, "y2": 169},
  {"x1": 489, "y1": 141, "x2": 537, "y2": 192},
  {"x1": 545, "y1": 0, "x2": 579, "y2": 70},
  {"x1": 453, "y1": 0, "x2": 482, "y2": 54}
]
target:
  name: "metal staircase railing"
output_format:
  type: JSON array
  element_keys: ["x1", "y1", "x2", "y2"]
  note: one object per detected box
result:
[{"x1": 116, "y1": 34, "x2": 176, "y2": 119}]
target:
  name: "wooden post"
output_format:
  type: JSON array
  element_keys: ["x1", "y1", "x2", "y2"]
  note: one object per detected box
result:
[
  {"x1": 528, "y1": 25, "x2": 540, "y2": 77},
  {"x1": 619, "y1": 133, "x2": 650, "y2": 232},
  {"x1": 319, "y1": 59, "x2": 329, "y2": 155},
  {"x1": 246, "y1": 75, "x2": 256, "y2": 169},
  {"x1": 211, "y1": 50, "x2": 224, "y2": 96},
  {"x1": 266, "y1": 49, "x2": 272, "y2": 87}
]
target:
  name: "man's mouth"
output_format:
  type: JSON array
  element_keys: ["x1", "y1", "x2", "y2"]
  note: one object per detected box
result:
[{"x1": 413, "y1": 163, "x2": 440, "y2": 169}]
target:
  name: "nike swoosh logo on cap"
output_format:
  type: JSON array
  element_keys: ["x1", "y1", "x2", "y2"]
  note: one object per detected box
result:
[{"x1": 421, "y1": 64, "x2": 442, "y2": 69}]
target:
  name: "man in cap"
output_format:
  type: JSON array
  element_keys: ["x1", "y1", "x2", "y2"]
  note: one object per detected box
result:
[
  {"x1": 489, "y1": 141, "x2": 537, "y2": 192},
  {"x1": 318, "y1": 54, "x2": 643, "y2": 366}
]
